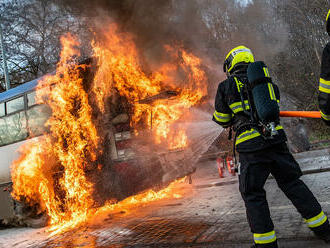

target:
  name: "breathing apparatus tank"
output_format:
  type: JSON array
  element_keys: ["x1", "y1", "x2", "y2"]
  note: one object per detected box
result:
[{"x1": 247, "y1": 61, "x2": 279, "y2": 137}]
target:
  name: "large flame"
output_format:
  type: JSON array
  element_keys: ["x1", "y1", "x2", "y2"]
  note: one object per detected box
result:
[
  {"x1": 92, "y1": 24, "x2": 207, "y2": 148},
  {"x1": 11, "y1": 23, "x2": 207, "y2": 232},
  {"x1": 12, "y1": 34, "x2": 98, "y2": 228}
]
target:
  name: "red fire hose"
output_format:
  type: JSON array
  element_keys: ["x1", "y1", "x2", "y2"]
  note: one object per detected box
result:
[{"x1": 280, "y1": 111, "x2": 321, "y2": 119}]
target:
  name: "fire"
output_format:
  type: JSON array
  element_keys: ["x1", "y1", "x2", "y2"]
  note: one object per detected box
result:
[
  {"x1": 92, "y1": 24, "x2": 207, "y2": 148},
  {"x1": 168, "y1": 129, "x2": 188, "y2": 150},
  {"x1": 11, "y1": 23, "x2": 207, "y2": 233},
  {"x1": 48, "y1": 177, "x2": 186, "y2": 236},
  {"x1": 96, "y1": 177, "x2": 186, "y2": 216},
  {"x1": 12, "y1": 34, "x2": 98, "y2": 228}
]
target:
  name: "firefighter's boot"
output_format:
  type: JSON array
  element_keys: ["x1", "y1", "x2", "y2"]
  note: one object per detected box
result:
[
  {"x1": 313, "y1": 225, "x2": 330, "y2": 243},
  {"x1": 250, "y1": 242, "x2": 278, "y2": 248},
  {"x1": 309, "y1": 213, "x2": 330, "y2": 243}
]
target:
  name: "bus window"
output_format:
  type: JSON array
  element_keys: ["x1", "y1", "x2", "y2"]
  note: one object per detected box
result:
[
  {"x1": 0, "y1": 103, "x2": 5, "y2": 117},
  {"x1": 27, "y1": 104, "x2": 51, "y2": 137},
  {"x1": 0, "y1": 112, "x2": 28, "y2": 146},
  {"x1": 27, "y1": 91, "x2": 37, "y2": 106},
  {"x1": 6, "y1": 97, "x2": 24, "y2": 114}
]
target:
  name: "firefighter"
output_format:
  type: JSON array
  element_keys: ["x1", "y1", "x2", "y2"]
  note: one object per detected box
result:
[
  {"x1": 319, "y1": 9, "x2": 330, "y2": 125},
  {"x1": 213, "y1": 45, "x2": 330, "y2": 247}
]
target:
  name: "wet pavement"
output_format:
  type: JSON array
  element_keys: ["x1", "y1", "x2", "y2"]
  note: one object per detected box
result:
[{"x1": 1, "y1": 148, "x2": 330, "y2": 248}]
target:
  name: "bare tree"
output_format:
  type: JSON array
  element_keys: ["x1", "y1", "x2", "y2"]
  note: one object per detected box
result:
[
  {"x1": 270, "y1": 0, "x2": 328, "y2": 109},
  {"x1": 0, "y1": 0, "x2": 86, "y2": 91}
]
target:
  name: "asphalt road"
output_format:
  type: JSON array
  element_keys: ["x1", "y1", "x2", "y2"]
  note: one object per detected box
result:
[{"x1": 1, "y1": 149, "x2": 330, "y2": 248}]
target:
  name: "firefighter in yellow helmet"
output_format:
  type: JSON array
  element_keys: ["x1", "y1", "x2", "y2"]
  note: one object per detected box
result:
[
  {"x1": 318, "y1": 10, "x2": 330, "y2": 125},
  {"x1": 213, "y1": 46, "x2": 330, "y2": 247}
]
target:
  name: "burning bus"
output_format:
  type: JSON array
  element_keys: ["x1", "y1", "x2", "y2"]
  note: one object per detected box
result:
[
  {"x1": 0, "y1": 76, "x2": 195, "y2": 226},
  {"x1": 0, "y1": 27, "x2": 208, "y2": 228}
]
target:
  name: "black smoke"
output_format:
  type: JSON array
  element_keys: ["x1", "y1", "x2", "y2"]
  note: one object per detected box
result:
[{"x1": 54, "y1": 0, "x2": 224, "y2": 92}]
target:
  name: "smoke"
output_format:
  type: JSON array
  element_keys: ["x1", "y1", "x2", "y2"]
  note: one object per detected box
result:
[
  {"x1": 57, "y1": 0, "x2": 209, "y2": 48},
  {"x1": 53, "y1": 0, "x2": 290, "y2": 152},
  {"x1": 56, "y1": 0, "x2": 214, "y2": 72},
  {"x1": 54, "y1": 0, "x2": 288, "y2": 98},
  {"x1": 53, "y1": 0, "x2": 290, "y2": 159},
  {"x1": 51, "y1": 0, "x2": 291, "y2": 162}
]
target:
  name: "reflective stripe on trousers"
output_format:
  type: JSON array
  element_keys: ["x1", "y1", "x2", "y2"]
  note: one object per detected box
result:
[
  {"x1": 304, "y1": 211, "x2": 328, "y2": 228},
  {"x1": 253, "y1": 230, "x2": 277, "y2": 244}
]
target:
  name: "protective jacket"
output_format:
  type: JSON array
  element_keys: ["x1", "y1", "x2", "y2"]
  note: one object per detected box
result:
[
  {"x1": 213, "y1": 72, "x2": 286, "y2": 153},
  {"x1": 318, "y1": 42, "x2": 330, "y2": 125}
]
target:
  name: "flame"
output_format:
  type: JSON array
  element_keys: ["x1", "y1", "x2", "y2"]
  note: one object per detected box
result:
[
  {"x1": 47, "y1": 177, "x2": 186, "y2": 236},
  {"x1": 12, "y1": 34, "x2": 98, "y2": 228},
  {"x1": 96, "y1": 177, "x2": 186, "y2": 215},
  {"x1": 92, "y1": 24, "x2": 207, "y2": 148},
  {"x1": 168, "y1": 129, "x2": 188, "y2": 150},
  {"x1": 11, "y1": 23, "x2": 207, "y2": 233}
]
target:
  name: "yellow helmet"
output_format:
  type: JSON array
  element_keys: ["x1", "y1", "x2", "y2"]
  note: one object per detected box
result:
[
  {"x1": 326, "y1": 9, "x2": 330, "y2": 36},
  {"x1": 223, "y1": 45, "x2": 254, "y2": 75}
]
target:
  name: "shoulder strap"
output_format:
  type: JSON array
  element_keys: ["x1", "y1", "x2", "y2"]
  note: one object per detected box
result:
[
  {"x1": 233, "y1": 76, "x2": 250, "y2": 115},
  {"x1": 233, "y1": 77, "x2": 244, "y2": 93},
  {"x1": 233, "y1": 76, "x2": 260, "y2": 125}
]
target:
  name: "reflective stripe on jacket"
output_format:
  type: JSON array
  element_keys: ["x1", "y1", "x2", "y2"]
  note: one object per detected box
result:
[
  {"x1": 318, "y1": 42, "x2": 330, "y2": 123},
  {"x1": 235, "y1": 126, "x2": 284, "y2": 146}
]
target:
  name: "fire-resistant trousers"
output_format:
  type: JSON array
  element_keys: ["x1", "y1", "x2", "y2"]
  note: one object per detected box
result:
[{"x1": 238, "y1": 142, "x2": 329, "y2": 247}]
